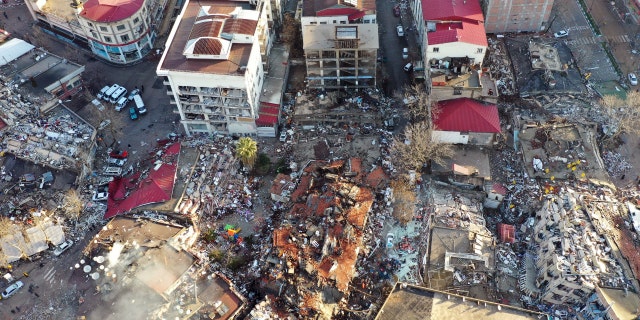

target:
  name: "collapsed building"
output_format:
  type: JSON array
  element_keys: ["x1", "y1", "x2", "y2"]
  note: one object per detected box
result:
[
  {"x1": 78, "y1": 215, "x2": 247, "y2": 319},
  {"x1": 525, "y1": 191, "x2": 629, "y2": 305},
  {"x1": 268, "y1": 159, "x2": 379, "y2": 318},
  {"x1": 425, "y1": 188, "x2": 496, "y2": 295}
]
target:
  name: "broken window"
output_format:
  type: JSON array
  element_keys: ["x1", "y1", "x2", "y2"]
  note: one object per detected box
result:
[
  {"x1": 477, "y1": 48, "x2": 483, "y2": 54},
  {"x1": 433, "y1": 47, "x2": 439, "y2": 53},
  {"x1": 336, "y1": 26, "x2": 357, "y2": 39}
]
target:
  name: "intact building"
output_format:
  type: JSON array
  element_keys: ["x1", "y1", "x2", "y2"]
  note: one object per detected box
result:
[
  {"x1": 301, "y1": 0, "x2": 378, "y2": 89},
  {"x1": 24, "y1": 0, "x2": 179, "y2": 64},
  {"x1": 157, "y1": 0, "x2": 272, "y2": 136},
  {"x1": 481, "y1": 0, "x2": 554, "y2": 34},
  {"x1": 77, "y1": 0, "x2": 156, "y2": 64}
]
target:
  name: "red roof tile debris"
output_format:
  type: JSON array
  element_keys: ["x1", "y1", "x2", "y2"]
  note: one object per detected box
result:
[
  {"x1": 434, "y1": 98, "x2": 500, "y2": 133},
  {"x1": 497, "y1": 223, "x2": 515, "y2": 244},
  {"x1": 290, "y1": 175, "x2": 312, "y2": 202},
  {"x1": 491, "y1": 183, "x2": 507, "y2": 195},
  {"x1": 365, "y1": 167, "x2": 387, "y2": 188},
  {"x1": 270, "y1": 173, "x2": 293, "y2": 196}
]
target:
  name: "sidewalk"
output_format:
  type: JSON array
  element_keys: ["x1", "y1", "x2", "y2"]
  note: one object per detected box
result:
[{"x1": 587, "y1": 0, "x2": 639, "y2": 75}]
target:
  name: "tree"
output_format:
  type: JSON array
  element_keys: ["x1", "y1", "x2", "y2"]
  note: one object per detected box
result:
[
  {"x1": 390, "y1": 121, "x2": 454, "y2": 172},
  {"x1": 402, "y1": 84, "x2": 441, "y2": 122},
  {"x1": 600, "y1": 91, "x2": 640, "y2": 143},
  {"x1": 390, "y1": 177, "x2": 417, "y2": 225},
  {"x1": 61, "y1": 189, "x2": 84, "y2": 223},
  {"x1": 236, "y1": 137, "x2": 258, "y2": 170}
]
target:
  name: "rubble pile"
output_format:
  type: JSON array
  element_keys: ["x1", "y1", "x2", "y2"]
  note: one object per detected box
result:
[
  {"x1": 485, "y1": 38, "x2": 517, "y2": 96},
  {"x1": 0, "y1": 106, "x2": 95, "y2": 172},
  {"x1": 265, "y1": 159, "x2": 377, "y2": 318},
  {"x1": 529, "y1": 190, "x2": 630, "y2": 305},
  {"x1": 602, "y1": 151, "x2": 631, "y2": 178}
]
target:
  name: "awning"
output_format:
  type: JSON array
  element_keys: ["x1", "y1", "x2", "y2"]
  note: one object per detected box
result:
[{"x1": 0, "y1": 38, "x2": 35, "y2": 66}]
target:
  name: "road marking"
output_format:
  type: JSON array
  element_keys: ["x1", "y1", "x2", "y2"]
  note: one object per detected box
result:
[
  {"x1": 566, "y1": 25, "x2": 591, "y2": 31},
  {"x1": 44, "y1": 269, "x2": 56, "y2": 282},
  {"x1": 43, "y1": 267, "x2": 55, "y2": 279}
]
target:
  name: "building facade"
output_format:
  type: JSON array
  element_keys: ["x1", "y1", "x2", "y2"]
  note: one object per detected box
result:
[
  {"x1": 301, "y1": 0, "x2": 378, "y2": 89},
  {"x1": 78, "y1": 0, "x2": 156, "y2": 64},
  {"x1": 24, "y1": 0, "x2": 179, "y2": 64},
  {"x1": 157, "y1": 0, "x2": 272, "y2": 136},
  {"x1": 481, "y1": 0, "x2": 554, "y2": 34}
]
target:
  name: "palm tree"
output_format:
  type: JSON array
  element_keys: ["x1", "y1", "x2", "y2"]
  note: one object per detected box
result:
[{"x1": 236, "y1": 137, "x2": 258, "y2": 170}]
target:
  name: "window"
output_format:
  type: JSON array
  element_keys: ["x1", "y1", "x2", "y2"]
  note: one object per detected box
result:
[
  {"x1": 453, "y1": 87, "x2": 462, "y2": 95},
  {"x1": 336, "y1": 26, "x2": 357, "y2": 39},
  {"x1": 121, "y1": 34, "x2": 130, "y2": 42},
  {"x1": 88, "y1": 22, "x2": 94, "y2": 27},
  {"x1": 319, "y1": 21, "x2": 327, "y2": 24},
  {"x1": 117, "y1": 24, "x2": 126, "y2": 31},
  {"x1": 104, "y1": 36, "x2": 112, "y2": 43},
  {"x1": 340, "y1": 21, "x2": 346, "y2": 24},
  {"x1": 99, "y1": 26, "x2": 108, "y2": 32},
  {"x1": 133, "y1": 17, "x2": 140, "y2": 24},
  {"x1": 310, "y1": 21, "x2": 317, "y2": 25},
  {"x1": 371, "y1": 19, "x2": 376, "y2": 23},
  {"x1": 364, "y1": 20, "x2": 370, "y2": 23},
  {"x1": 333, "y1": 20, "x2": 337, "y2": 24},
  {"x1": 91, "y1": 31, "x2": 98, "y2": 38},
  {"x1": 477, "y1": 48, "x2": 483, "y2": 54},
  {"x1": 433, "y1": 47, "x2": 439, "y2": 53}
]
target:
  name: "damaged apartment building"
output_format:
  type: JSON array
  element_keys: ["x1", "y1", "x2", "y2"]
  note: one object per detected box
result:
[
  {"x1": 525, "y1": 191, "x2": 629, "y2": 306},
  {"x1": 267, "y1": 159, "x2": 382, "y2": 318},
  {"x1": 157, "y1": 0, "x2": 285, "y2": 137},
  {"x1": 301, "y1": 0, "x2": 379, "y2": 89}
]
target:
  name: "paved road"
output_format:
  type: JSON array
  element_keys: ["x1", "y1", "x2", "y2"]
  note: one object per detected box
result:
[{"x1": 376, "y1": 0, "x2": 411, "y2": 95}]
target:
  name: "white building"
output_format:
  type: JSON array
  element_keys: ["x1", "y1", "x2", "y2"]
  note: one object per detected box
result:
[
  {"x1": 157, "y1": 0, "x2": 271, "y2": 136},
  {"x1": 301, "y1": 0, "x2": 378, "y2": 89},
  {"x1": 77, "y1": 0, "x2": 156, "y2": 64}
]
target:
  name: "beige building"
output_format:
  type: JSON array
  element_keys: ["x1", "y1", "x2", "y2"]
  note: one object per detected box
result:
[
  {"x1": 157, "y1": 0, "x2": 274, "y2": 136},
  {"x1": 301, "y1": 0, "x2": 378, "y2": 89},
  {"x1": 481, "y1": 0, "x2": 554, "y2": 34},
  {"x1": 24, "y1": 0, "x2": 177, "y2": 64}
]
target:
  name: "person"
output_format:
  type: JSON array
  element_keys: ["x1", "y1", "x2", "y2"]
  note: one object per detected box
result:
[
  {"x1": 3, "y1": 12, "x2": 7, "y2": 19},
  {"x1": 140, "y1": 85, "x2": 144, "y2": 93}
]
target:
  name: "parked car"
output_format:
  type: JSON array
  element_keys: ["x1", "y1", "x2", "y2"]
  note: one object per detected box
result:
[
  {"x1": 108, "y1": 157, "x2": 126, "y2": 166},
  {"x1": 129, "y1": 106, "x2": 138, "y2": 120},
  {"x1": 1, "y1": 281, "x2": 24, "y2": 299},
  {"x1": 127, "y1": 88, "x2": 140, "y2": 101},
  {"x1": 279, "y1": 131, "x2": 287, "y2": 142},
  {"x1": 554, "y1": 30, "x2": 569, "y2": 38},
  {"x1": 92, "y1": 188, "x2": 108, "y2": 202},
  {"x1": 53, "y1": 239, "x2": 74, "y2": 256},
  {"x1": 393, "y1": 5, "x2": 400, "y2": 17},
  {"x1": 403, "y1": 63, "x2": 413, "y2": 72},
  {"x1": 109, "y1": 150, "x2": 128, "y2": 159},
  {"x1": 396, "y1": 25, "x2": 404, "y2": 37},
  {"x1": 402, "y1": 48, "x2": 409, "y2": 59},
  {"x1": 115, "y1": 96, "x2": 128, "y2": 111},
  {"x1": 97, "y1": 85, "x2": 110, "y2": 100},
  {"x1": 628, "y1": 73, "x2": 638, "y2": 85}
]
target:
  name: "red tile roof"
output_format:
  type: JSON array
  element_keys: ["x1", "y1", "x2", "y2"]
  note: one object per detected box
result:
[
  {"x1": 257, "y1": 105, "x2": 279, "y2": 126},
  {"x1": 491, "y1": 183, "x2": 507, "y2": 195},
  {"x1": 427, "y1": 21, "x2": 487, "y2": 46},
  {"x1": 80, "y1": 0, "x2": 143, "y2": 23},
  {"x1": 421, "y1": 0, "x2": 484, "y2": 22},
  {"x1": 434, "y1": 98, "x2": 500, "y2": 133},
  {"x1": 270, "y1": 173, "x2": 293, "y2": 196}
]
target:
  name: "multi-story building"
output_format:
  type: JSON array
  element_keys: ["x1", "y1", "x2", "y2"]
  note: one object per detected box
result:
[
  {"x1": 24, "y1": 0, "x2": 179, "y2": 64},
  {"x1": 157, "y1": 0, "x2": 272, "y2": 136},
  {"x1": 529, "y1": 192, "x2": 625, "y2": 305},
  {"x1": 409, "y1": 0, "x2": 494, "y2": 101},
  {"x1": 77, "y1": 0, "x2": 156, "y2": 64},
  {"x1": 301, "y1": 0, "x2": 378, "y2": 89},
  {"x1": 481, "y1": 0, "x2": 554, "y2": 34}
]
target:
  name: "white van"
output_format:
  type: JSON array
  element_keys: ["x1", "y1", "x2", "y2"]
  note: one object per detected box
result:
[
  {"x1": 109, "y1": 86, "x2": 127, "y2": 104},
  {"x1": 102, "y1": 84, "x2": 119, "y2": 101},
  {"x1": 103, "y1": 167, "x2": 122, "y2": 176},
  {"x1": 115, "y1": 96, "x2": 128, "y2": 111},
  {"x1": 97, "y1": 85, "x2": 110, "y2": 100},
  {"x1": 133, "y1": 94, "x2": 146, "y2": 114}
]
